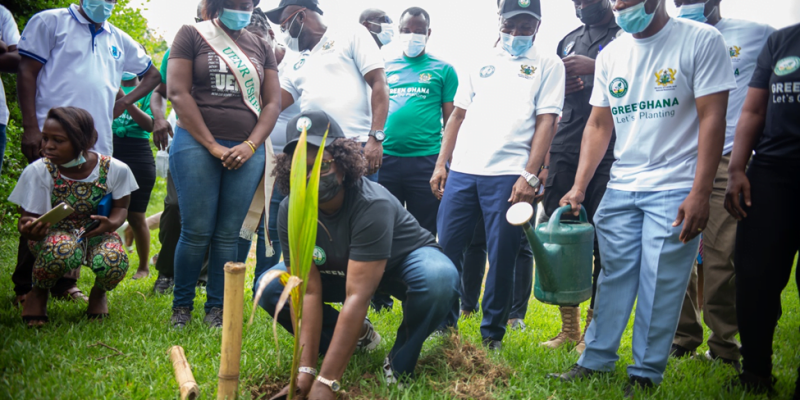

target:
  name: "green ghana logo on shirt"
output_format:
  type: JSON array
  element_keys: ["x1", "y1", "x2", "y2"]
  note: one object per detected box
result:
[
  {"x1": 294, "y1": 58, "x2": 306, "y2": 70},
  {"x1": 519, "y1": 0, "x2": 531, "y2": 7},
  {"x1": 313, "y1": 246, "x2": 326, "y2": 266},
  {"x1": 480, "y1": 65, "x2": 495, "y2": 78},
  {"x1": 775, "y1": 56, "x2": 800, "y2": 76},
  {"x1": 609, "y1": 77, "x2": 628, "y2": 98}
]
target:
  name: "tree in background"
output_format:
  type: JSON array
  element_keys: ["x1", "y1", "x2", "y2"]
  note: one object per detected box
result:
[{"x1": 0, "y1": 0, "x2": 167, "y2": 228}]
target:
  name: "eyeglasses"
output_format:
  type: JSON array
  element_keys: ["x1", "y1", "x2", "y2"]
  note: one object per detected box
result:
[
  {"x1": 306, "y1": 159, "x2": 335, "y2": 176},
  {"x1": 280, "y1": 8, "x2": 306, "y2": 33}
]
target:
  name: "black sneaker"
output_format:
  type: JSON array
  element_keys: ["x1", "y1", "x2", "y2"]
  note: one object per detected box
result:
[
  {"x1": 705, "y1": 349, "x2": 741, "y2": 372},
  {"x1": 729, "y1": 371, "x2": 777, "y2": 395},
  {"x1": 548, "y1": 363, "x2": 607, "y2": 381},
  {"x1": 669, "y1": 343, "x2": 695, "y2": 358},
  {"x1": 482, "y1": 338, "x2": 502, "y2": 351},
  {"x1": 204, "y1": 307, "x2": 223, "y2": 328},
  {"x1": 624, "y1": 375, "x2": 654, "y2": 398},
  {"x1": 171, "y1": 307, "x2": 192, "y2": 329},
  {"x1": 153, "y1": 275, "x2": 174, "y2": 295}
]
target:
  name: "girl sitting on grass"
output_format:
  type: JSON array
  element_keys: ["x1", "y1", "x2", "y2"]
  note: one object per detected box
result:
[{"x1": 9, "y1": 107, "x2": 139, "y2": 327}]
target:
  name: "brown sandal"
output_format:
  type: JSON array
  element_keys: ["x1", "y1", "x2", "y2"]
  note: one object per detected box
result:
[{"x1": 53, "y1": 287, "x2": 89, "y2": 303}]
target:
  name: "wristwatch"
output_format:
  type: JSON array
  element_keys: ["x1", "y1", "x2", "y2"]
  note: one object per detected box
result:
[
  {"x1": 298, "y1": 366, "x2": 317, "y2": 377},
  {"x1": 316, "y1": 376, "x2": 341, "y2": 392},
  {"x1": 368, "y1": 129, "x2": 386, "y2": 142},
  {"x1": 521, "y1": 169, "x2": 540, "y2": 188}
]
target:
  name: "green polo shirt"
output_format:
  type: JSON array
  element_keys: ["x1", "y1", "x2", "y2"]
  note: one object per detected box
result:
[
  {"x1": 112, "y1": 85, "x2": 153, "y2": 139},
  {"x1": 384, "y1": 53, "x2": 458, "y2": 157}
]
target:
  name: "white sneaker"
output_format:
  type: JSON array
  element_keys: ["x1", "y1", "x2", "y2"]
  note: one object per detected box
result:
[
  {"x1": 356, "y1": 319, "x2": 381, "y2": 351},
  {"x1": 383, "y1": 356, "x2": 397, "y2": 385}
]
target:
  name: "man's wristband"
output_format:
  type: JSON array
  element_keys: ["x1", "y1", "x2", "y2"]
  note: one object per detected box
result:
[
  {"x1": 540, "y1": 165, "x2": 549, "y2": 171},
  {"x1": 299, "y1": 366, "x2": 317, "y2": 377}
]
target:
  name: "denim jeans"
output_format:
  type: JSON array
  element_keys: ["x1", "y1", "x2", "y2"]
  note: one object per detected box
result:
[
  {"x1": 257, "y1": 246, "x2": 459, "y2": 377},
  {"x1": 237, "y1": 188, "x2": 285, "y2": 291},
  {"x1": 170, "y1": 126, "x2": 265, "y2": 313},
  {"x1": 0, "y1": 124, "x2": 6, "y2": 174},
  {"x1": 578, "y1": 188, "x2": 699, "y2": 384}
]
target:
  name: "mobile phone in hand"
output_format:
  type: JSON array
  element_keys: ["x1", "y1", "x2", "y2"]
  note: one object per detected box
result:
[{"x1": 81, "y1": 220, "x2": 101, "y2": 237}]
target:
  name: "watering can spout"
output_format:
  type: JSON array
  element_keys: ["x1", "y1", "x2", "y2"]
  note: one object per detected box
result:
[{"x1": 506, "y1": 202, "x2": 549, "y2": 269}]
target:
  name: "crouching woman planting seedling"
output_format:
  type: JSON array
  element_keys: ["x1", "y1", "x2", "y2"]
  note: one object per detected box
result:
[
  {"x1": 256, "y1": 110, "x2": 459, "y2": 399},
  {"x1": 9, "y1": 107, "x2": 138, "y2": 327}
]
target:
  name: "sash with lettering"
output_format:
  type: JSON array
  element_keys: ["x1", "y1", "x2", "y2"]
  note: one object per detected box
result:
[{"x1": 194, "y1": 20, "x2": 277, "y2": 256}]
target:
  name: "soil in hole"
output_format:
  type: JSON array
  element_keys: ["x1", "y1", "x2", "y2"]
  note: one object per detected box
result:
[
  {"x1": 418, "y1": 332, "x2": 513, "y2": 400},
  {"x1": 250, "y1": 373, "x2": 385, "y2": 400}
]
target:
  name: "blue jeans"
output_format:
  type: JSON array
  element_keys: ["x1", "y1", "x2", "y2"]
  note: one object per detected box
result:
[
  {"x1": 170, "y1": 127, "x2": 265, "y2": 313},
  {"x1": 237, "y1": 188, "x2": 285, "y2": 291},
  {"x1": 257, "y1": 246, "x2": 459, "y2": 377},
  {"x1": 578, "y1": 188, "x2": 699, "y2": 384},
  {"x1": 0, "y1": 124, "x2": 6, "y2": 174},
  {"x1": 436, "y1": 172, "x2": 524, "y2": 341}
]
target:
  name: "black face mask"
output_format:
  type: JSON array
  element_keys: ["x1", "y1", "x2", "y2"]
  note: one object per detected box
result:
[
  {"x1": 318, "y1": 172, "x2": 342, "y2": 203},
  {"x1": 576, "y1": 0, "x2": 610, "y2": 26}
]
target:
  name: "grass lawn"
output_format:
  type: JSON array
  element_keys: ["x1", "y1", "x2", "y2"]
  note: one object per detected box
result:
[{"x1": 1, "y1": 176, "x2": 798, "y2": 399}]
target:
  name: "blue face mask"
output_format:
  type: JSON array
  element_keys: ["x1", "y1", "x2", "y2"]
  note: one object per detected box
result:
[
  {"x1": 219, "y1": 8, "x2": 253, "y2": 31},
  {"x1": 82, "y1": 0, "x2": 115, "y2": 23},
  {"x1": 374, "y1": 23, "x2": 395, "y2": 46},
  {"x1": 614, "y1": 0, "x2": 660, "y2": 34},
  {"x1": 677, "y1": 2, "x2": 707, "y2": 22},
  {"x1": 61, "y1": 152, "x2": 87, "y2": 168},
  {"x1": 400, "y1": 33, "x2": 427, "y2": 58},
  {"x1": 500, "y1": 32, "x2": 534, "y2": 57},
  {"x1": 121, "y1": 72, "x2": 138, "y2": 81}
]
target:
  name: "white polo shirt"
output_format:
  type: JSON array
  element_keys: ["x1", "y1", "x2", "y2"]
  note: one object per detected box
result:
[
  {"x1": 0, "y1": 5, "x2": 20, "y2": 125},
  {"x1": 18, "y1": 4, "x2": 152, "y2": 156},
  {"x1": 591, "y1": 18, "x2": 736, "y2": 192},
  {"x1": 715, "y1": 18, "x2": 775, "y2": 155},
  {"x1": 451, "y1": 45, "x2": 565, "y2": 176},
  {"x1": 280, "y1": 24, "x2": 384, "y2": 142}
]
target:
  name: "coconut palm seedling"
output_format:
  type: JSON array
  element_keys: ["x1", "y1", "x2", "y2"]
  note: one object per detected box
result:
[{"x1": 250, "y1": 126, "x2": 328, "y2": 399}]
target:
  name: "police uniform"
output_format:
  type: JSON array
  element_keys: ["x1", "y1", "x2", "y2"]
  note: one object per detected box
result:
[{"x1": 542, "y1": 19, "x2": 621, "y2": 310}]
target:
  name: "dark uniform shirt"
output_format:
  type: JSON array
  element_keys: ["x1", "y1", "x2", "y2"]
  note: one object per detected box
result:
[{"x1": 552, "y1": 19, "x2": 622, "y2": 155}]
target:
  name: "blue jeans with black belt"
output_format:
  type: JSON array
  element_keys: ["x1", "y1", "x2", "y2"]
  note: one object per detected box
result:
[
  {"x1": 257, "y1": 246, "x2": 459, "y2": 378},
  {"x1": 170, "y1": 127, "x2": 265, "y2": 313}
]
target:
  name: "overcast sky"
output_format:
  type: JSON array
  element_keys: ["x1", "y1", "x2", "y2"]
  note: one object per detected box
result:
[{"x1": 131, "y1": 0, "x2": 800, "y2": 72}]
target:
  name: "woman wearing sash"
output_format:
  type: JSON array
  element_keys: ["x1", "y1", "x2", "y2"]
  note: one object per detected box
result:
[{"x1": 167, "y1": 0, "x2": 280, "y2": 329}]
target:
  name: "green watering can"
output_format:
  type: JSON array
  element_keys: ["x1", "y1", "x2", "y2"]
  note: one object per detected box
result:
[{"x1": 506, "y1": 203, "x2": 595, "y2": 306}]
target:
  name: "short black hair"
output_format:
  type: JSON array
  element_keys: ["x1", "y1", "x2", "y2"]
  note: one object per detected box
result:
[
  {"x1": 400, "y1": 7, "x2": 430, "y2": 28},
  {"x1": 246, "y1": 8, "x2": 270, "y2": 37},
  {"x1": 46, "y1": 107, "x2": 98, "y2": 159}
]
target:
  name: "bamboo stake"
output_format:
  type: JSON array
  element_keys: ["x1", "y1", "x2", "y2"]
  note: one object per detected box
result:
[
  {"x1": 217, "y1": 262, "x2": 247, "y2": 400},
  {"x1": 169, "y1": 346, "x2": 200, "y2": 400}
]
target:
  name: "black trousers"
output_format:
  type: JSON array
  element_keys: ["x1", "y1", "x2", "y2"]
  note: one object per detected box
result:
[
  {"x1": 155, "y1": 171, "x2": 207, "y2": 282},
  {"x1": 542, "y1": 151, "x2": 613, "y2": 309},
  {"x1": 461, "y1": 216, "x2": 533, "y2": 320},
  {"x1": 735, "y1": 157, "x2": 800, "y2": 378}
]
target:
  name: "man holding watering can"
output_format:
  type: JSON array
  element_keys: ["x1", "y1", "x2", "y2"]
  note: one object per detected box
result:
[{"x1": 548, "y1": 0, "x2": 735, "y2": 396}]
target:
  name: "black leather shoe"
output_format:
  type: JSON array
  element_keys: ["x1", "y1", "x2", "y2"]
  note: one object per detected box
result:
[
  {"x1": 669, "y1": 343, "x2": 695, "y2": 358},
  {"x1": 171, "y1": 307, "x2": 192, "y2": 329},
  {"x1": 153, "y1": 275, "x2": 174, "y2": 294},
  {"x1": 728, "y1": 370, "x2": 777, "y2": 395},
  {"x1": 482, "y1": 338, "x2": 502, "y2": 351},
  {"x1": 548, "y1": 363, "x2": 607, "y2": 381},
  {"x1": 624, "y1": 375, "x2": 654, "y2": 398},
  {"x1": 705, "y1": 349, "x2": 741, "y2": 372}
]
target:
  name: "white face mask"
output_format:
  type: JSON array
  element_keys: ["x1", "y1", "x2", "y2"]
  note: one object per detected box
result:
[
  {"x1": 281, "y1": 13, "x2": 303, "y2": 52},
  {"x1": 400, "y1": 33, "x2": 427, "y2": 57}
]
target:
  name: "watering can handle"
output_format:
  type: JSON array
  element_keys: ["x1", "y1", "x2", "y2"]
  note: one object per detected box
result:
[{"x1": 547, "y1": 205, "x2": 589, "y2": 232}]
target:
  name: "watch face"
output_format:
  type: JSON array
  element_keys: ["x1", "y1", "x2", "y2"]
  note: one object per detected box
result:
[
  {"x1": 375, "y1": 131, "x2": 386, "y2": 141},
  {"x1": 331, "y1": 381, "x2": 341, "y2": 391}
]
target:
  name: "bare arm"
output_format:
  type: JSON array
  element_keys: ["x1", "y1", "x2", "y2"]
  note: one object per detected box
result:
[
  {"x1": 295, "y1": 263, "x2": 324, "y2": 397},
  {"x1": 441, "y1": 101, "x2": 455, "y2": 132},
  {"x1": 125, "y1": 101, "x2": 154, "y2": 132},
  {"x1": 114, "y1": 66, "x2": 162, "y2": 119},
  {"x1": 167, "y1": 58, "x2": 227, "y2": 158},
  {"x1": 509, "y1": 113, "x2": 558, "y2": 204},
  {"x1": 725, "y1": 87, "x2": 769, "y2": 220},
  {"x1": 673, "y1": 91, "x2": 728, "y2": 243},
  {"x1": 363, "y1": 68, "x2": 389, "y2": 175},
  {"x1": 280, "y1": 88, "x2": 295, "y2": 112},
  {"x1": 0, "y1": 44, "x2": 19, "y2": 73},
  {"x1": 430, "y1": 107, "x2": 466, "y2": 200},
  {"x1": 560, "y1": 106, "x2": 615, "y2": 215},
  {"x1": 150, "y1": 83, "x2": 171, "y2": 150},
  {"x1": 17, "y1": 55, "x2": 44, "y2": 162},
  {"x1": 316, "y1": 259, "x2": 386, "y2": 382}
]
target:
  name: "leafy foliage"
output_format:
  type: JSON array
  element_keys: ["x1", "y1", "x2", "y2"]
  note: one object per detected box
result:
[{"x1": 0, "y1": 0, "x2": 167, "y2": 231}]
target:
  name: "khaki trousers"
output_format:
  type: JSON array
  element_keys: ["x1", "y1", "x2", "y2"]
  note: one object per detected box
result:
[{"x1": 673, "y1": 154, "x2": 740, "y2": 360}]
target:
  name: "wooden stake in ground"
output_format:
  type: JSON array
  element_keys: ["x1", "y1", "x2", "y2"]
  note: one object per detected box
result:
[
  {"x1": 169, "y1": 346, "x2": 200, "y2": 400},
  {"x1": 217, "y1": 262, "x2": 247, "y2": 400}
]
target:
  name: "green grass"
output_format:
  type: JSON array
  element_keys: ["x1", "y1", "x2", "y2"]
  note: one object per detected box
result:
[{"x1": 0, "y1": 176, "x2": 798, "y2": 399}]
